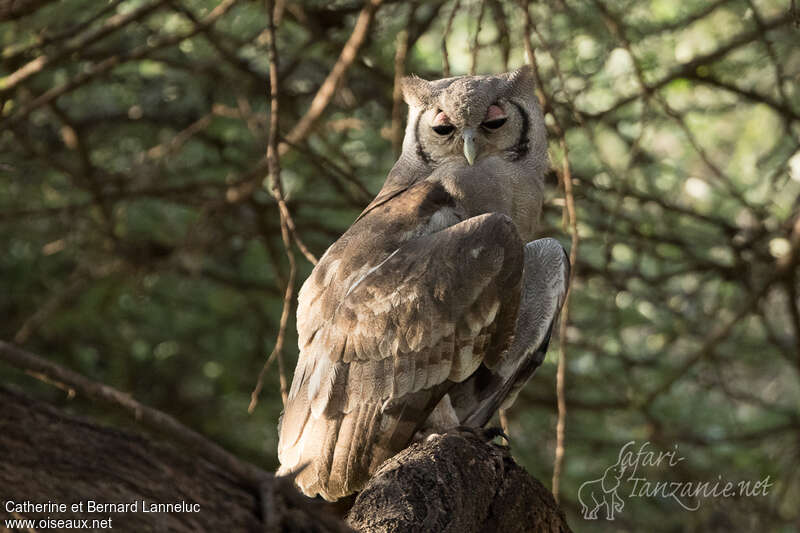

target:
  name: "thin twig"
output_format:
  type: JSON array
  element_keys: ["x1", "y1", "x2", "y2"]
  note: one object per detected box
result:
[
  {"x1": 583, "y1": 10, "x2": 793, "y2": 122},
  {"x1": 552, "y1": 141, "x2": 578, "y2": 503},
  {"x1": 14, "y1": 272, "x2": 87, "y2": 345},
  {"x1": 229, "y1": 0, "x2": 382, "y2": 267},
  {"x1": 279, "y1": 0, "x2": 383, "y2": 155},
  {"x1": 441, "y1": 0, "x2": 461, "y2": 77},
  {"x1": 146, "y1": 113, "x2": 213, "y2": 160},
  {"x1": 521, "y1": 0, "x2": 579, "y2": 502},
  {"x1": 2, "y1": 0, "x2": 123, "y2": 60},
  {"x1": 0, "y1": 0, "x2": 240, "y2": 128},
  {"x1": 391, "y1": 29, "x2": 409, "y2": 155},
  {"x1": 640, "y1": 215, "x2": 800, "y2": 408},
  {"x1": 250, "y1": 0, "x2": 293, "y2": 413},
  {"x1": 279, "y1": 201, "x2": 318, "y2": 266},
  {"x1": 469, "y1": 0, "x2": 486, "y2": 76},
  {"x1": 391, "y1": 3, "x2": 417, "y2": 156},
  {"x1": 0, "y1": 0, "x2": 169, "y2": 92},
  {"x1": 488, "y1": 0, "x2": 510, "y2": 71}
]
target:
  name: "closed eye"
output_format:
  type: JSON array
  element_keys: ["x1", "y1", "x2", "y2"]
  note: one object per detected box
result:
[
  {"x1": 482, "y1": 117, "x2": 507, "y2": 130},
  {"x1": 432, "y1": 124, "x2": 455, "y2": 135}
]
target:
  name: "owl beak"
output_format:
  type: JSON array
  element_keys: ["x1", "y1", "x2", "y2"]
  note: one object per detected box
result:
[{"x1": 462, "y1": 128, "x2": 477, "y2": 166}]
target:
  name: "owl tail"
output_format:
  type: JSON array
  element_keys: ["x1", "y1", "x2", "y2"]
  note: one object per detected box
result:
[
  {"x1": 277, "y1": 401, "x2": 383, "y2": 501},
  {"x1": 277, "y1": 384, "x2": 448, "y2": 501}
]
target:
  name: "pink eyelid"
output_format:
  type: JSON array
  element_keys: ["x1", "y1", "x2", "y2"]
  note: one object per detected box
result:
[
  {"x1": 433, "y1": 106, "x2": 504, "y2": 125},
  {"x1": 433, "y1": 111, "x2": 450, "y2": 126},
  {"x1": 485, "y1": 104, "x2": 506, "y2": 121}
]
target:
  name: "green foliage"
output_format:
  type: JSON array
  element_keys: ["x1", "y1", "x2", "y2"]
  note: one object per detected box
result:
[{"x1": 1, "y1": 0, "x2": 799, "y2": 529}]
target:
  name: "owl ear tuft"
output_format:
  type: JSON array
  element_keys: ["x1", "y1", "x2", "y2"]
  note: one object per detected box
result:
[
  {"x1": 504, "y1": 65, "x2": 536, "y2": 98},
  {"x1": 401, "y1": 75, "x2": 433, "y2": 107}
]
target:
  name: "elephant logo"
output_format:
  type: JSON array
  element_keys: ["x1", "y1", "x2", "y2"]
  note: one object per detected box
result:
[{"x1": 578, "y1": 459, "x2": 626, "y2": 520}]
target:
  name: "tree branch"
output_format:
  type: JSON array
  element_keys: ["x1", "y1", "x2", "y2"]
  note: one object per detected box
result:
[
  {"x1": 347, "y1": 430, "x2": 573, "y2": 533},
  {"x1": 0, "y1": 340, "x2": 266, "y2": 487},
  {"x1": 0, "y1": 385, "x2": 351, "y2": 532}
]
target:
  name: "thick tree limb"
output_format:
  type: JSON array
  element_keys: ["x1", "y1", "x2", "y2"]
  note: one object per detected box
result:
[
  {"x1": 347, "y1": 431, "x2": 573, "y2": 533},
  {"x1": 0, "y1": 381, "x2": 570, "y2": 532},
  {"x1": 0, "y1": 340, "x2": 266, "y2": 486},
  {"x1": 0, "y1": 386, "x2": 351, "y2": 532}
]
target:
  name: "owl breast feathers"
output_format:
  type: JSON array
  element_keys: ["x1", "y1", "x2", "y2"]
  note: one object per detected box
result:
[{"x1": 277, "y1": 66, "x2": 570, "y2": 501}]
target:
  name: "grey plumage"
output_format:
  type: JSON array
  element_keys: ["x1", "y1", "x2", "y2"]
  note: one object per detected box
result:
[{"x1": 277, "y1": 66, "x2": 569, "y2": 501}]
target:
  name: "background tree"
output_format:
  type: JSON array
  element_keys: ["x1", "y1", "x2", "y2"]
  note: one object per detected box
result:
[{"x1": 1, "y1": 0, "x2": 798, "y2": 530}]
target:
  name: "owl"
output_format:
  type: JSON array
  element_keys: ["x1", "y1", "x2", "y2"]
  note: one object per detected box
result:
[{"x1": 277, "y1": 66, "x2": 570, "y2": 501}]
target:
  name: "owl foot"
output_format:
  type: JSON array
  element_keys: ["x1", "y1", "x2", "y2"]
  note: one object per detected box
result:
[{"x1": 454, "y1": 425, "x2": 510, "y2": 446}]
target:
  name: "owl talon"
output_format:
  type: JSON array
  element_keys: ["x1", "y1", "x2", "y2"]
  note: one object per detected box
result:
[
  {"x1": 453, "y1": 425, "x2": 510, "y2": 445},
  {"x1": 483, "y1": 426, "x2": 511, "y2": 443}
]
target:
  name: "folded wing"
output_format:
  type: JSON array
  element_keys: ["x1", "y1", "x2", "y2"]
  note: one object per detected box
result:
[{"x1": 277, "y1": 182, "x2": 524, "y2": 501}]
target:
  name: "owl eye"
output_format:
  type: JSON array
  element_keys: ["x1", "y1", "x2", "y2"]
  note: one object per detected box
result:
[
  {"x1": 482, "y1": 117, "x2": 507, "y2": 130},
  {"x1": 482, "y1": 104, "x2": 507, "y2": 130},
  {"x1": 432, "y1": 124, "x2": 455, "y2": 135}
]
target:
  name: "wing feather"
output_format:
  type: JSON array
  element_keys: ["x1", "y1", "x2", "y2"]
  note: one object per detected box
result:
[
  {"x1": 278, "y1": 181, "x2": 524, "y2": 501},
  {"x1": 450, "y1": 237, "x2": 570, "y2": 427}
]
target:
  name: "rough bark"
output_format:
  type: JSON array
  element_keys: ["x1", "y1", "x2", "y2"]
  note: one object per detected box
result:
[
  {"x1": 0, "y1": 386, "x2": 348, "y2": 533},
  {"x1": 0, "y1": 387, "x2": 570, "y2": 532},
  {"x1": 347, "y1": 430, "x2": 573, "y2": 533}
]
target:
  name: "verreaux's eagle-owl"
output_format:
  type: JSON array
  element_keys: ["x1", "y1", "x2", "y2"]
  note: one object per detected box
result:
[{"x1": 277, "y1": 66, "x2": 570, "y2": 501}]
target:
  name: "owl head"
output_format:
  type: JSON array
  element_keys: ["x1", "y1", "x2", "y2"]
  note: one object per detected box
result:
[{"x1": 400, "y1": 66, "x2": 546, "y2": 170}]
